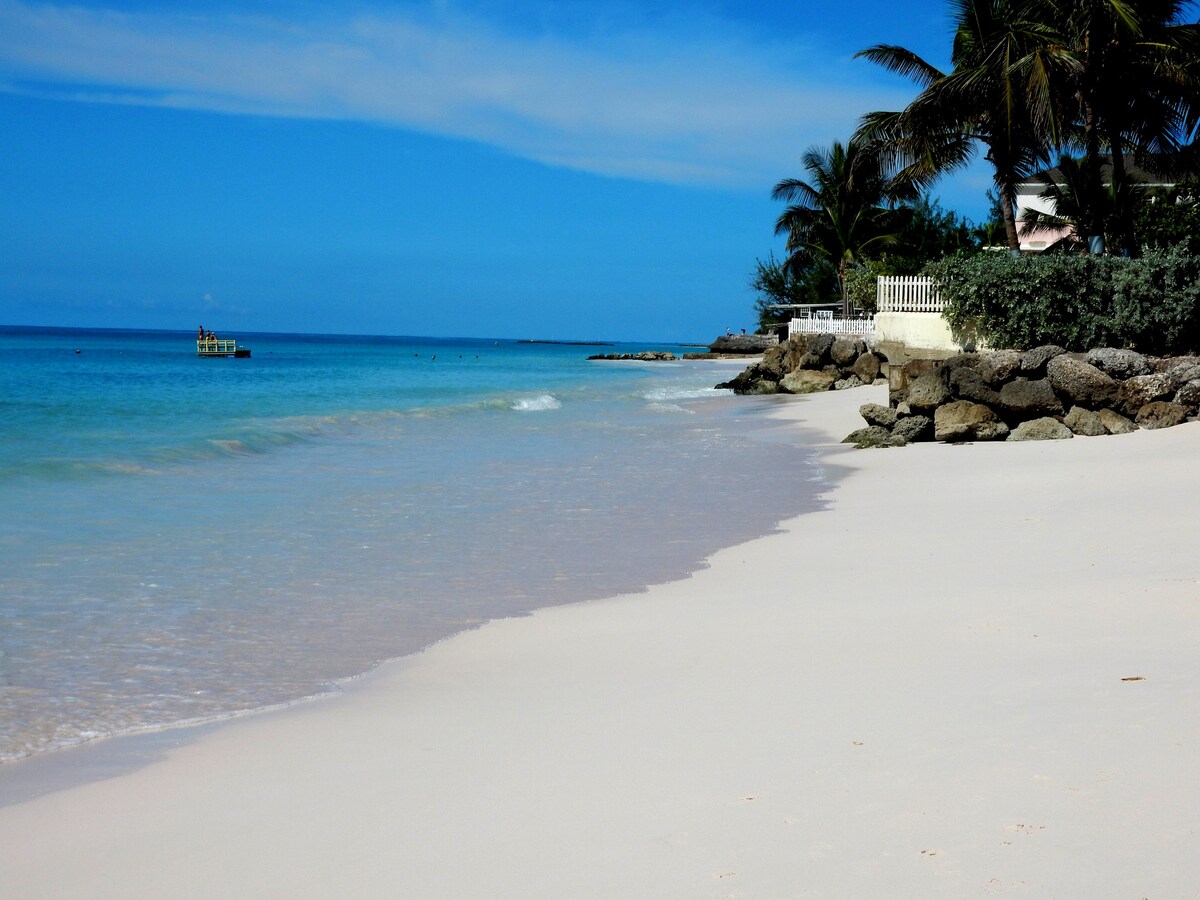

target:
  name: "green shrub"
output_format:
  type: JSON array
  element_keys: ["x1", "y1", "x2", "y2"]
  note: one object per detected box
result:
[
  {"x1": 844, "y1": 261, "x2": 890, "y2": 313},
  {"x1": 749, "y1": 252, "x2": 836, "y2": 328},
  {"x1": 1106, "y1": 251, "x2": 1200, "y2": 352},
  {"x1": 926, "y1": 248, "x2": 1200, "y2": 354},
  {"x1": 1135, "y1": 181, "x2": 1200, "y2": 253}
]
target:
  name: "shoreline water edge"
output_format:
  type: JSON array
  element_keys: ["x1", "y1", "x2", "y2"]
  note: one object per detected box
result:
[
  {"x1": 0, "y1": 327, "x2": 802, "y2": 786},
  {"x1": 3, "y1": 343, "x2": 1199, "y2": 896}
]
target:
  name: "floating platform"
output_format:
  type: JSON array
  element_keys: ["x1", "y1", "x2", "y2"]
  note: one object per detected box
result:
[{"x1": 196, "y1": 338, "x2": 251, "y2": 358}]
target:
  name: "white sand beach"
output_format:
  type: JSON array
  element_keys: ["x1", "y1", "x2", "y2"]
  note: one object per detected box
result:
[{"x1": 2, "y1": 385, "x2": 1198, "y2": 898}]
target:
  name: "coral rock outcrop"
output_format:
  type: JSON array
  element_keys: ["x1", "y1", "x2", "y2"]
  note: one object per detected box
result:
[
  {"x1": 716, "y1": 333, "x2": 887, "y2": 396},
  {"x1": 845, "y1": 345, "x2": 1200, "y2": 448}
]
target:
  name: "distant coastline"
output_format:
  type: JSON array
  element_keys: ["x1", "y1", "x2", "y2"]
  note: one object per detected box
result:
[{"x1": 517, "y1": 339, "x2": 616, "y2": 346}]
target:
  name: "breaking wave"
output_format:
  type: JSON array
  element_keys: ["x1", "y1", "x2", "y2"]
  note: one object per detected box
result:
[
  {"x1": 642, "y1": 386, "x2": 723, "y2": 403},
  {"x1": 509, "y1": 394, "x2": 562, "y2": 412}
]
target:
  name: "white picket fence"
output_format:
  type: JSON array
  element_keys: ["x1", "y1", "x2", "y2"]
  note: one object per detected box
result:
[
  {"x1": 788, "y1": 313, "x2": 875, "y2": 338},
  {"x1": 876, "y1": 276, "x2": 945, "y2": 313},
  {"x1": 783, "y1": 276, "x2": 943, "y2": 340}
]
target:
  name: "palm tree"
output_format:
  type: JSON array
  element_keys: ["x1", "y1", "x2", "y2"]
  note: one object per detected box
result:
[
  {"x1": 1018, "y1": 0, "x2": 1200, "y2": 253},
  {"x1": 1017, "y1": 153, "x2": 1149, "y2": 250},
  {"x1": 771, "y1": 139, "x2": 911, "y2": 315},
  {"x1": 856, "y1": 0, "x2": 1062, "y2": 252},
  {"x1": 859, "y1": 0, "x2": 1200, "y2": 256}
]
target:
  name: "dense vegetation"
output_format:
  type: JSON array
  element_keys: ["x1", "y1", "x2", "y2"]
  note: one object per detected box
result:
[
  {"x1": 752, "y1": 194, "x2": 979, "y2": 324},
  {"x1": 930, "y1": 248, "x2": 1200, "y2": 353},
  {"x1": 754, "y1": 0, "x2": 1200, "y2": 344}
]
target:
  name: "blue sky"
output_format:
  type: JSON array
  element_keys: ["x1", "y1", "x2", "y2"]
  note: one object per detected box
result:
[{"x1": 0, "y1": 0, "x2": 994, "y2": 341}]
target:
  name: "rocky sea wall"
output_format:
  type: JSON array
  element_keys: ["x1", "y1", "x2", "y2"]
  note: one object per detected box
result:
[
  {"x1": 716, "y1": 333, "x2": 887, "y2": 395},
  {"x1": 851, "y1": 344, "x2": 1200, "y2": 447},
  {"x1": 718, "y1": 333, "x2": 1200, "y2": 447}
]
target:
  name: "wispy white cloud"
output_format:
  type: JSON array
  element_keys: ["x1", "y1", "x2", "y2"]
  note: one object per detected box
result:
[{"x1": 0, "y1": 0, "x2": 916, "y2": 187}]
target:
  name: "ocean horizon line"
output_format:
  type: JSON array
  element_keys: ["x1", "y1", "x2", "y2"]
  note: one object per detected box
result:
[{"x1": 0, "y1": 322, "x2": 708, "y2": 348}]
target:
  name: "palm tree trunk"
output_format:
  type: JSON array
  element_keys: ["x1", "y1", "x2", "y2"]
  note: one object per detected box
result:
[
  {"x1": 1106, "y1": 130, "x2": 1139, "y2": 256},
  {"x1": 1000, "y1": 190, "x2": 1021, "y2": 252},
  {"x1": 1081, "y1": 93, "x2": 1107, "y2": 253},
  {"x1": 987, "y1": 145, "x2": 1021, "y2": 252},
  {"x1": 838, "y1": 259, "x2": 850, "y2": 317}
]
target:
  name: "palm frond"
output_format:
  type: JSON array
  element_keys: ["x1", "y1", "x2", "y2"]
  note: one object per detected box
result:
[{"x1": 853, "y1": 45, "x2": 947, "y2": 86}]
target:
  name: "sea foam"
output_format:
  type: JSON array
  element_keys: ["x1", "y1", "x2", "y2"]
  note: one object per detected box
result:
[
  {"x1": 642, "y1": 386, "x2": 722, "y2": 403},
  {"x1": 510, "y1": 394, "x2": 562, "y2": 412}
]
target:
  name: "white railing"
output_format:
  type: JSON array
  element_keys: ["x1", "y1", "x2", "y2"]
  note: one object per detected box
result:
[
  {"x1": 876, "y1": 275, "x2": 945, "y2": 313},
  {"x1": 788, "y1": 314, "x2": 875, "y2": 338},
  {"x1": 197, "y1": 339, "x2": 240, "y2": 353}
]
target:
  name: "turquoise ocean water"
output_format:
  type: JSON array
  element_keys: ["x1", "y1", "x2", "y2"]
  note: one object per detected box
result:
[{"x1": 0, "y1": 326, "x2": 824, "y2": 765}]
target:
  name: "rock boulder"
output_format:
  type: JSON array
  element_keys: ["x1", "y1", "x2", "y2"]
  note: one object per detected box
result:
[
  {"x1": 1020, "y1": 345, "x2": 1067, "y2": 375},
  {"x1": 977, "y1": 349, "x2": 1022, "y2": 384},
  {"x1": 1135, "y1": 401, "x2": 1191, "y2": 430},
  {"x1": 1162, "y1": 359, "x2": 1200, "y2": 391},
  {"x1": 859, "y1": 403, "x2": 898, "y2": 429},
  {"x1": 756, "y1": 345, "x2": 788, "y2": 380},
  {"x1": 1009, "y1": 417, "x2": 1074, "y2": 441},
  {"x1": 1174, "y1": 379, "x2": 1200, "y2": 410},
  {"x1": 893, "y1": 414, "x2": 933, "y2": 443},
  {"x1": 830, "y1": 338, "x2": 865, "y2": 367},
  {"x1": 1086, "y1": 347, "x2": 1152, "y2": 379},
  {"x1": 742, "y1": 379, "x2": 780, "y2": 395},
  {"x1": 1119, "y1": 373, "x2": 1176, "y2": 416},
  {"x1": 800, "y1": 333, "x2": 836, "y2": 368},
  {"x1": 949, "y1": 365, "x2": 1001, "y2": 406},
  {"x1": 843, "y1": 426, "x2": 906, "y2": 449},
  {"x1": 907, "y1": 371, "x2": 951, "y2": 411},
  {"x1": 780, "y1": 369, "x2": 837, "y2": 394},
  {"x1": 1063, "y1": 406, "x2": 1107, "y2": 436},
  {"x1": 851, "y1": 352, "x2": 881, "y2": 385},
  {"x1": 1046, "y1": 355, "x2": 1118, "y2": 408},
  {"x1": 935, "y1": 401, "x2": 1009, "y2": 442},
  {"x1": 1096, "y1": 408, "x2": 1138, "y2": 435},
  {"x1": 996, "y1": 378, "x2": 1064, "y2": 419}
]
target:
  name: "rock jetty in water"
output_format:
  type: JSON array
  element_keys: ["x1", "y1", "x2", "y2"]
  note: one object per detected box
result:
[
  {"x1": 587, "y1": 351, "x2": 677, "y2": 361},
  {"x1": 707, "y1": 334, "x2": 780, "y2": 355}
]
